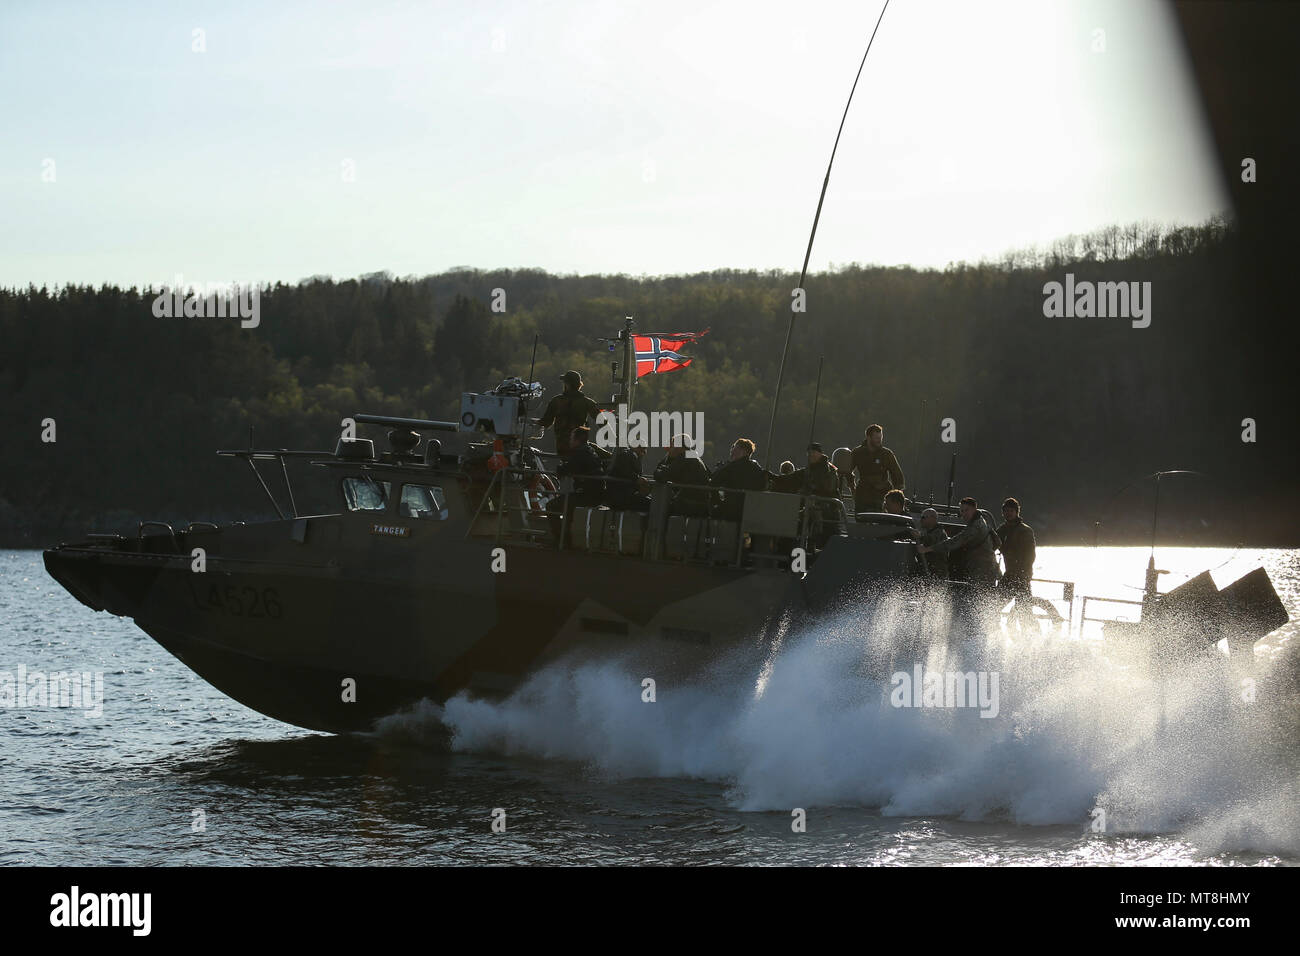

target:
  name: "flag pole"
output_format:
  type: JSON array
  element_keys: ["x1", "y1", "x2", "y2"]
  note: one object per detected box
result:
[
  {"x1": 761, "y1": 0, "x2": 891, "y2": 472},
  {"x1": 623, "y1": 316, "x2": 635, "y2": 417},
  {"x1": 525, "y1": 333, "x2": 539, "y2": 408}
]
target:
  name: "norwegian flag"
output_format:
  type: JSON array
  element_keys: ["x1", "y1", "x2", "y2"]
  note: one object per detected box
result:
[{"x1": 633, "y1": 329, "x2": 708, "y2": 378}]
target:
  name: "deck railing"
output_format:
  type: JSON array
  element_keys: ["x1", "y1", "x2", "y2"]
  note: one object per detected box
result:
[{"x1": 462, "y1": 464, "x2": 851, "y2": 569}]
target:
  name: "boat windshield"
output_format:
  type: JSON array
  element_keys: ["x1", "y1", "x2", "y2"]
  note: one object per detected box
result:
[
  {"x1": 400, "y1": 484, "x2": 448, "y2": 520},
  {"x1": 342, "y1": 477, "x2": 391, "y2": 512}
]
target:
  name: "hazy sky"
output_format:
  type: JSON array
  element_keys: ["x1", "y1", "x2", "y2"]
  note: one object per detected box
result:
[{"x1": 1, "y1": 0, "x2": 1228, "y2": 288}]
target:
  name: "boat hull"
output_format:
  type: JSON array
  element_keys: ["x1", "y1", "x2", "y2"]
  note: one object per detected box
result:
[{"x1": 43, "y1": 522, "x2": 805, "y2": 733}]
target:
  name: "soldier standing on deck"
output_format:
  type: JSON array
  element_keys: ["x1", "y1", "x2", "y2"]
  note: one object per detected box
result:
[
  {"x1": 849, "y1": 424, "x2": 905, "y2": 515},
  {"x1": 996, "y1": 497, "x2": 1040, "y2": 632},
  {"x1": 534, "y1": 370, "x2": 600, "y2": 458}
]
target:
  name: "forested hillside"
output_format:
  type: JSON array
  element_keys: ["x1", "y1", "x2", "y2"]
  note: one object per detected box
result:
[{"x1": 2, "y1": 217, "x2": 1292, "y2": 546}]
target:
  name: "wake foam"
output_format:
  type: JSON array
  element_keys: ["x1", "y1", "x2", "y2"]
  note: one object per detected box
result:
[{"x1": 384, "y1": 590, "x2": 1300, "y2": 853}]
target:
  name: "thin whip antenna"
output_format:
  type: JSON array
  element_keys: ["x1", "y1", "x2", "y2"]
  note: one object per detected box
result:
[
  {"x1": 809, "y1": 355, "x2": 825, "y2": 444},
  {"x1": 912, "y1": 396, "x2": 925, "y2": 498},
  {"x1": 762, "y1": 0, "x2": 892, "y2": 471}
]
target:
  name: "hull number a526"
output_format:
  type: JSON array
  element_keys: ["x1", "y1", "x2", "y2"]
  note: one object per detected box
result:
[{"x1": 203, "y1": 584, "x2": 283, "y2": 619}]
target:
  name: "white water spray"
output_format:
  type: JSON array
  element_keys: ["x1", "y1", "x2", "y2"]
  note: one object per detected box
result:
[{"x1": 384, "y1": 584, "x2": 1300, "y2": 855}]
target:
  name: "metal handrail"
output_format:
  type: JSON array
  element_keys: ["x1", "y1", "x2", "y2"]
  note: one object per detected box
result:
[
  {"x1": 463, "y1": 466, "x2": 506, "y2": 540},
  {"x1": 137, "y1": 521, "x2": 180, "y2": 553},
  {"x1": 1028, "y1": 577, "x2": 1076, "y2": 625},
  {"x1": 1080, "y1": 594, "x2": 1144, "y2": 629},
  {"x1": 460, "y1": 461, "x2": 852, "y2": 568},
  {"x1": 796, "y1": 494, "x2": 850, "y2": 551}
]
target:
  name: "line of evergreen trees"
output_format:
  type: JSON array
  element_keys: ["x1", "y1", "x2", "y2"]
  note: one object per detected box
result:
[{"x1": 1, "y1": 217, "x2": 1292, "y2": 546}]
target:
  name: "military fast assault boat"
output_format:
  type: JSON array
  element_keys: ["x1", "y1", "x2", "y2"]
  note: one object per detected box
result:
[
  {"x1": 42, "y1": 367, "x2": 1292, "y2": 734},
  {"x1": 43, "y1": 368, "x2": 941, "y2": 732}
]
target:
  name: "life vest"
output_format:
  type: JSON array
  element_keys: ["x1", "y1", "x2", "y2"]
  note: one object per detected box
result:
[{"x1": 487, "y1": 439, "x2": 509, "y2": 473}]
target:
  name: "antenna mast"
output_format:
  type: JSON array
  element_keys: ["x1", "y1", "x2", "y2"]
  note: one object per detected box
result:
[
  {"x1": 762, "y1": 0, "x2": 892, "y2": 471},
  {"x1": 809, "y1": 355, "x2": 825, "y2": 444}
]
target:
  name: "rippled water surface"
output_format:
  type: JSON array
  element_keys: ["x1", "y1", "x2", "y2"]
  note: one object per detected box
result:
[{"x1": 2, "y1": 546, "x2": 1297, "y2": 865}]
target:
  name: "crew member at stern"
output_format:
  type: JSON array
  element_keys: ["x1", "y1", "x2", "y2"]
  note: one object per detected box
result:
[
  {"x1": 918, "y1": 496, "x2": 999, "y2": 588},
  {"x1": 995, "y1": 497, "x2": 1036, "y2": 588},
  {"x1": 913, "y1": 508, "x2": 949, "y2": 577},
  {"x1": 996, "y1": 497, "x2": 1052, "y2": 631}
]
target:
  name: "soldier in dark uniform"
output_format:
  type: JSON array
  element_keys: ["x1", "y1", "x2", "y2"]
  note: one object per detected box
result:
[
  {"x1": 912, "y1": 508, "x2": 949, "y2": 577},
  {"x1": 882, "y1": 488, "x2": 907, "y2": 515},
  {"x1": 789, "y1": 443, "x2": 842, "y2": 546},
  {"x1": 653, "y1": 434, "x2": 712, "y2": 516},
  {"x1": 606, "y1": 443, "x2": 650, "y2": 512},
  {"x1": 791, "y1": 443, "x2": 839, "y2": 497},
  {"x1": 848, "y1": 424, "x2": 905, "y2": 515},
  {"x1": 548, "y1": 425, "x2": 607, "y2": 541},
  {"x1": 557, "y1": 426, "x2": 606, "y2": 505},
  {"x1": 534, "y1": 370, "x2": 600, "y2": 457},
  {"x1": 918, "y1": 496, "x2": 998, "y2": 588},
  {"x1": 996, "y1": 496, "x2": 1039, "y2": 631},
  {"x1": 768, "y1": 460, "x2": 801, "y2": 494},
  {"x1": 710, "y1": 438, "x2": 771, "y2": 520},
  {"x1": 918, "y1": 496, "x2": 998, "y2": 638}
]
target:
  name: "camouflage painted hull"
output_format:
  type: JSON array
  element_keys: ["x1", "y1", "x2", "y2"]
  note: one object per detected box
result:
[{"x1": 42, "y1": 512, "x2": 835, "y2": 733}]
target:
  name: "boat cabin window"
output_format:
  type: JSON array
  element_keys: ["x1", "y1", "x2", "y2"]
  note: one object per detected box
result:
[
  {"x1": 342, "y1": 477, "x2": 391, "y2": 512},
  {"x1": 400, "y1": 484, "x2": 448, "y2": 520}
]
